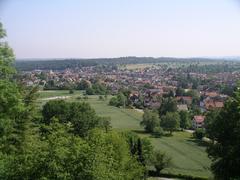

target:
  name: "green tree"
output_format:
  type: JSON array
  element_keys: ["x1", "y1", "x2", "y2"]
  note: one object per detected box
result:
[
  {"x1": 86, "y1": 87, "x2": 94, "y2": 95},
  {"x1": 140, "y1": 110, "x2": 160, "y2": 133},
  {"x1": 42, "y1": 100, "x2": 70, "y2": 124},
  {"x1": 116, "y1": 92, "x2": 127, "y2": 107},
  {"x1": 69, "y1": 102, "x2": 100, "y2": 137},
  {"x1": 160, "y1": 112, "x2": 180, "y2": 135},
  {"x1": 206, "y1": 87, "x2": 240, "y2": 179},
  {"x1": 99, "y1": 116, "x2": 111, "y2": 133},
  {"x1": 123, "y1": 131, "x2": 153, "y2": 167},
  {"x1": 0, "y1": 23, "x2": 28, "y2": 154},
  {"x1": 109, "y1": 96, "x2": 118, "y2": 106},
  {"x1": 176, "y1": 87, "x2": 185, "y2": 96},
  {"x1": 77, "y1": 79, "x2": 90, "y2": 90},
  {"x1": 158, "y1": 97, "x2": 177, "y2": 116},
  {"x1": 109, "y1": 93, "x2": 127, "y2": 108},
  {"x1": 0, "y1": 22, "x2": 15, "y2": 79},
  {"x1": 151, "y1": 150, "x2": 171, "y2": 175},
  {"x1": 179, "y1": 110, "x2": 191, "y2": 129}
]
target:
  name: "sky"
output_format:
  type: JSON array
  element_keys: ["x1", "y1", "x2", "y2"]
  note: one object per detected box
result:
[{"x1": 0, "y1": 0, "x2": 240, "y2": 59}]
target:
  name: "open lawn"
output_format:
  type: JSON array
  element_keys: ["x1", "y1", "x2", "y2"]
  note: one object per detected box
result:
[
  {"x1": 76, "y1": 95, "x2": 143, "y2": 130},
  {"x1": 37, "y1": 90, "x2": 212, "y2": 179},
  {"x1": 37, "y1": 92, "x2": 142, "y2": 130},
  {"x1": 140, "y1": 132, "x2": 212, "y2": 178}
]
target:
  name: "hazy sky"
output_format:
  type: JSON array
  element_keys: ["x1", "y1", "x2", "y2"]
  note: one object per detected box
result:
[{"x1": 0, "y1": 0, "x2": 240, "y2": 59}]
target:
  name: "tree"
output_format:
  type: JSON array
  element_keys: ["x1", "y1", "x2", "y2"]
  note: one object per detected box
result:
[
  {"x1": 158, "y1": 97, "x2": 177, "y2": 116},
  {"x1": 116, "y1": 93, "x2": 127, "y2": 107},
  {"x1": 109, "y1": 96, "x2": 118, "y2": 106},
  {"x1": 151, "y1": 150, "x2": 171, "y2": 175},
  {"x1": 86, "y1": 87, "x2": 94, "y2": 95},
  {"x1": 123, "y1": 131, "x2": 153, "y2": 167},
  {"x1": 153, "y1": 126, "x2": 164, "y2": 137},
  {"x1": 206, "y1": 87, "x2": 240, "y2": 179},
  {"x1": 176, "y1": 87, "x2": 184, "y2": 96},
  {"x1": 0, "y1": 23, "x2": 28, "y2": 154},
  {"x1": 140, "y1": 110, "x2": 160, "y2": 133},
  {"x1": 68, "y1": 102, "x2": 101, "y2": 137},
  {"x1": 77, "y1": 79, "x2": 90, "y2": 90},
  {"x1": 0, "y1": 23, "x2": 15, "y2": 79},
  {"x1": 85, "y1": 129, "x2": 145, "y2": 179},
  {"x1": 109, "y1": 93, "x2": 127, "y2": 108},
  {"x1": 42, "y1": 100, "x2": 70, "y2": 124},
  {"x1": 99, "y1": 116, "x2": 111, "y2": 133},
  {"x1": 204, "y1": 109, "x2": 220, "y2": 139},
  {"x1": 160, "y1": 112, "x2": 180, "y2": 135},
  {"x1": 179, "y1": 110, "x2": 191, "y2": 129}
]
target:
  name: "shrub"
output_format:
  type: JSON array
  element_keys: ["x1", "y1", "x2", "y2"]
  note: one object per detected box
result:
[
  {"x1": 69, "y1": 89, "x2": 74, "y2": 94},
  {"x1": 193, "y1": 128, "x2": 205, "y2": 140},
  {"x1": 153, "y1": 127, "x2": 164, "y2": 137},
  {"x1": 151, "y1": 150, "x2": 171, "y2": 175}
]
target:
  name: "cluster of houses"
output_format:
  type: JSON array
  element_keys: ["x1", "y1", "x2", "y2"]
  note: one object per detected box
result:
[{"x1": 20, "y1": 64, "x2": 240, "y2": 129}]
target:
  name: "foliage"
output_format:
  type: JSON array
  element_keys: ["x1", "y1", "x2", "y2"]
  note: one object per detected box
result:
[
  {"x1": 42, "y1": 100, "x2": 101, "y2": 137},
  {"x1": 123, "y1": 131, "x2": 153, "y2": 167},
  {"x1": 179, "y1": 110, "x2": 191, "y2": 129},
  {"x1": 98, "y1": 116, "x2": 111, "y2": 133},
  {"x1": 158, "y1": 97, "x2": 177, "y2": 116},
  {"x1": 77, "y1": 79, "x2": 91, "y2": 90},
  {"x1": 69, "y1": 89, "x2": 74, "y2": 94},
  {"x1": 140, "y1": 110, "x2": 160, "y2": 133},
  {"x1": 86, "y1": 82, "x2": 108, "y2": 95},
  {"x1": 204, "y1": 109, "x2": 220, "y2": 139},
  {"x1": 153, "y1": 126, "x2": 164, "y2": 137},
  {"x1": 42, "y1": 100, "x2": 70, "y2": 124},
  {"x1": 0, "y1": 22, "x2": 15, "y2": 79},
  {"x1": 193, "y1": 128, "x2": 205, "y2": 140},
  {"x1": 160, "y1": 112, "x2": 180, "y2": 134},
  {"x1": 109, "y1": 96, "x2": 118, "y2": 106},
  {"x1": 206, "y1": 87, "x2": 240, "y2": 179},
  {"x1": 109, "y1": 93, "x2": 127, "y2": 107},
  {"x1": 151, "y1": 150, "x2": 171, "y2": 175}
]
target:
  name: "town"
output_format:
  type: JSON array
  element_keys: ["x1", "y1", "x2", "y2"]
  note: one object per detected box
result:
[{"x1": 19, "y1": 59, "x2": 240, "y2": 130}]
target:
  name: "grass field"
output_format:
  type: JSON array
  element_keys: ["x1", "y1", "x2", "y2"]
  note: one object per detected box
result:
[
  {"x1": 140, "y1": 132, "x2": 212, "y2": 178},
  {"x1": 37, "y1": 90, "x2": 212, "y2": 178},
  {"x1": 37, "y1": 91, "x2": 142, "y2": 130}
]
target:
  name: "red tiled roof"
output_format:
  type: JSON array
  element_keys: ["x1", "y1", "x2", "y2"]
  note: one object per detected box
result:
[{"x1": 193, "y1": 116, "x2": 205, "y2": 123}]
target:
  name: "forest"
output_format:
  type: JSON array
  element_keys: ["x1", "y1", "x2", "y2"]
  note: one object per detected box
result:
[{"x1": 15, "y1": 57, "x2": 234, "y2": 71}]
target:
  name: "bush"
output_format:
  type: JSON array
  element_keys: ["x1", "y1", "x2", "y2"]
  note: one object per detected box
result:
[
  {"x1": 109, "y1": 97, "x2": 118, "y2": 106},
  {"x1": 153, "y1": 127, "x2": 164, "y2": 137},
  {"x1": 193, "y1": 128, "x2": 205, "y2": 140},
  {"x1": 86, "y1": 87, "x2": 94, "y2": 95},
  {"x1": 69, "y1": 89, "x2": 74, "y2": 94},
  {"x1": 76, "y1": 96, "x2": 82, "y2": 100},
  {"x1": 151, "y1": 150, "x2": 171, "y2": 175},
  {"x1": 98, "y1": 95, "x2": 104, "y2": 100}
]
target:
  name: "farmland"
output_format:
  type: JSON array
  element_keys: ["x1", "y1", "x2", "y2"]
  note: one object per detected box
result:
[{"x1": 37, "y1": 90, "x2": 212, "y2": 179}]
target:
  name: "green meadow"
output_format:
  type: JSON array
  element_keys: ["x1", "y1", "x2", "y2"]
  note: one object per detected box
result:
[{"x1": 37, "y1": 90, "x2": 212, "y2": 179}]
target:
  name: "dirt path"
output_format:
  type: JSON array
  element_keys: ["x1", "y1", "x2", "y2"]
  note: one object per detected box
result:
[{"x1": 40, "y1": 96, "x2": 71, "y2": 101}]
